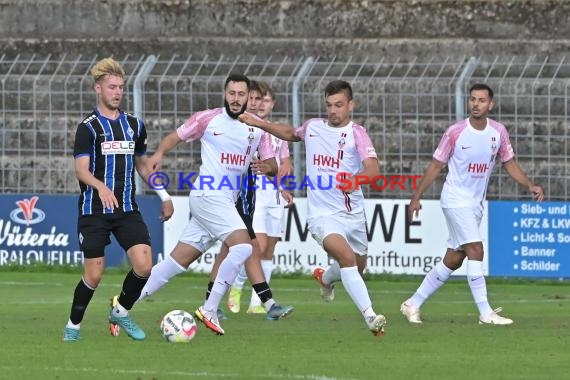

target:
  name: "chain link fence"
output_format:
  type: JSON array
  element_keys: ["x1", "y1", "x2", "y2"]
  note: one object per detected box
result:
[{"x1": 1, "y1": 54, "x2": 568, "y2": 200}]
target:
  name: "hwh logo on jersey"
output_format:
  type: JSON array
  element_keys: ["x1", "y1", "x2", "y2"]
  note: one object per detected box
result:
[
  {"x1": 467, "y1": 163, "x2": 490, "y2": 173},
  {"x1": 220, "y1": 153, "x2": 246, "y2": 166},
  {"x1": 313, "y1": 154, "x2": 340, "y2": 168},
  {"x1": 101, "y1": 141, "x2": 135, "y2": 155}
]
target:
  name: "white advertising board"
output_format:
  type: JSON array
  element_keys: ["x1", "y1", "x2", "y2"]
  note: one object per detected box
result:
[{"x1": 163, "y1": 197, "x2": 488, "y2": 275}]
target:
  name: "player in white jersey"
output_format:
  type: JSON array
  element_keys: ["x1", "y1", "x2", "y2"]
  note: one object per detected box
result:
[
  {"x1": 202, "y1": 80, "x2": 294, "y2": 321},
  {"x1": 239, "y1": 80, "x2": 386, "y2": 336},
  {"x1": 401, "y1": 83, "x2": 544, "y2": 326},
  {"x1": 228, "y1": 82, "x2": 294, "y2": 314},
  {"x1": 138, "y1": 74, "x2": 279, "y2": 335}
]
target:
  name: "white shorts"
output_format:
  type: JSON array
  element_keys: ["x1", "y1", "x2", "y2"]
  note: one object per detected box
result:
[
  {"x1": 308, "y1": 211, "x2": 368, "y2": 256},
  {"x1": 252, "y1": 205, "x2": 284, "y2": 237},
  {"x1": 442, "y1": 207, "x2": 483, "y2": 250},
  {"x1": 179, "y1": 194, "x2": 247, "y2": 252}
]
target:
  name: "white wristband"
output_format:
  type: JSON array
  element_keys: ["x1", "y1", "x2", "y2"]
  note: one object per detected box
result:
[{"x1": 154, "y1": 188, "x2": 171, "y2": 202}]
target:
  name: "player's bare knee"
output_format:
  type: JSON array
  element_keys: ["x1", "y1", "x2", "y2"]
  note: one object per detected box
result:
[
  {"x1": 443, "y1": 249, "x2": 464, "y2": 270},
  {"x1": 463, "y1": 242, "x2": 484, "y2": 261}
]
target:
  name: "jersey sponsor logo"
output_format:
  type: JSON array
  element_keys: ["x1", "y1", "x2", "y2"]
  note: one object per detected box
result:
[
  {"x1": 366, "y1": 147, "x2": 377, "y2": 156},
  {"x1": 220, "y1": 153, "x2": 247, "y2": 166},
  {"x1": 461, "y1": 146, "x2": 472, "y2": 150},
  {"x1": 467, "y1": 162, "x2": 490, "y2": 173},
  {"x1": 313, "y1": 154, "x2": 340, "y2": 168},
  {"x1": 213, "y1": 132, "x2": 224, "y2": 136},
  {"x1": 101, "y1": 141, "x2": 135, "y2": 155}
]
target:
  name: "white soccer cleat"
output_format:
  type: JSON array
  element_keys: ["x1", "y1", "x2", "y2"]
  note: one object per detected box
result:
[
  {"x1": 367, "y1": 314, "x2": 387, "y2": 336},
  {"x1": 195, "y1": 306, "x2": 225, "y2": 335},
  {"x1": 478, "y1": 307, "x2": 513, "y2": 325},
  {"x1": 400, "y1": 299, "x2": 422, "y2": 324},
  {"x1": 312, "y1": 267, "x2": 335, "y2": 302}
]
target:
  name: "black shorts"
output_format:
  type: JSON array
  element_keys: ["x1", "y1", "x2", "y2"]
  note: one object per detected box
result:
[
  {"x1": 77, "y1": 211, "x2": 151, "y2": 258},
  {"x1": 235, "y1": 168, "x2": 256, "y2": 239},
  {"x1": 236, "y1": 205, "x2": 256, "y2": 239}
]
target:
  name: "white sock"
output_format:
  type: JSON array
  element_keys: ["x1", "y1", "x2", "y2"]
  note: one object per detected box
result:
[
  {"x1": 249, "y1": 292, "x2": 262, "y2": 308},
  {"x1": 467, "y1": 260, "x2": 493, "y2": 316},
  {"x1": 232, "y1": 265, "x2": 248, "y2": 290},
  {"x1": 340, "y1": 266, "x2": 373, "y2": 316},
  {"x1": 204, "y1": 243, "x2": 252, "y2": 312},
  {"x1": 409, "y1": 261, "x2": 453, "y2": 309},
  {"x1": 138, "y1": 256, "x2": 185, "y2": 302},
  {"x1": 112, "y1": 301, "x2": 129, "y2": 318},
  {"x1": 323, "y1": 260, "x2": 341, "y2": 286},
  {"x1": 261, "y1": 259, "x2": 273, "y2": 283},
  {"x1": 263, "y1": 299, "x2": 276, "y2": 311},
  {"x1": 249, "y1": 259, "x2": 273, "y2": 308},
  {"x1": 66, "y1": 320, "x2": 80, "y2": 329}
]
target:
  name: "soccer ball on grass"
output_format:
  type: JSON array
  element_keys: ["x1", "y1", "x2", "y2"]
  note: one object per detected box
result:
[{"x1": 160, "y1": 310, "x2": 197, "y2": 342}]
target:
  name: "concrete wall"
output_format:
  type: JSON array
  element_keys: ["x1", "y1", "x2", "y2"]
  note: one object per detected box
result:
[{"x1": 1, "y1": 0, "x2": 569, "y2": 59}]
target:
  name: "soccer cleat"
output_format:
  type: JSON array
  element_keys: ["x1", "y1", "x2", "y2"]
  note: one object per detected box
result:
[
  {"x1": 108, "y1": 312, "x2": 146, "y2": 340},
  {"x1": 478, "y1": 307, "x2": 513, "y2": 325},
  {"x1": 195, "y1": 306, "x2": 225, "y2": 335},
  {"x1": 62, "y1": 327, "x2": 81, "y2": 342},
  {"x1": 246, "y1": 305, "x2": 266, "y2": 314},
  {"x1": 227, "y1": 287, "x2": 242, "y2": 313},
  {"x1": 312, "y1": 267, "x2": 335, "y2": 302},
  {"x1": 400, "y1": 299, "x2": 423, "y2": 324},
  {"x1": 266, "y1": 303, "x2": 294, "y2": 321},
  {"x1": 109, "y1": 295, "x2": 121, "y2": 337},
  {"x1": 367, "y1": 314, "x2": 387, "y2": 337}
]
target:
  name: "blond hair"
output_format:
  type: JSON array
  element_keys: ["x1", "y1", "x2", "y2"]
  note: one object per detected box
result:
[{"x1": 91, "y1": 58, "x2": 125, "y2": 83}]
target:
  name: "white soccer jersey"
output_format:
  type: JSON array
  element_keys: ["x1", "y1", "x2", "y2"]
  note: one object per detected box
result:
[
  {"x1": 177, "y1": 108, "x2": 275, "y2": 201},
  {"x1": 433, "y1": 118, "x2": 515, "y2": 209},
  {"x1": 295, "y1": 118, "x2": 378, "y2": 219},
  {"x1": 256, "y1": 137, "x2": 290, "y2": 207}
]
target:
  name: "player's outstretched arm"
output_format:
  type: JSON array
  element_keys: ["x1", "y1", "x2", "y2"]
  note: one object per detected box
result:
[
  {"x1": 135, "y1": 156, "x2": 174, "y2": 221},
  {"x1": 503, "y1": 159, "x2": 544, "y2": 201},
  {"x1": 239, "y1": 113, "x2": 300, "y2": 142},
  {"x1": 148, "y1": 131, "x2": 183, "y2": 171},
  {"x1": 408, "y1": 159, "x2": 445, "y2": 222},
  {"x1": 251, "y1": 157, "x2": 278, "y2": 177}
]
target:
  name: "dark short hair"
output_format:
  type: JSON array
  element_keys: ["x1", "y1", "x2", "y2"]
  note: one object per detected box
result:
[
  {"x1": 225, "y1": 73, "x2": 250, "y2": 90},
  {"x1": 469, "y1": 83, "x2": 494, "y2": 100},
  {"x1": 324, "y1": 80, "x2": 353, "y2": 100},
  {"x1": 249, "y1": 80, "x2": 265, "y2": 96}
]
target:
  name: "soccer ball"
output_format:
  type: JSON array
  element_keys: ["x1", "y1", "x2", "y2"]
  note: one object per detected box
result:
[{"x1": 160, "y1": 310, "x2": 197, "y2": 343}]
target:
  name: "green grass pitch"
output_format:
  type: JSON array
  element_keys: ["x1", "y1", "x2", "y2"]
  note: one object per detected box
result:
[{"x1": 0, "y1": 271, "x2": 568, "y2": 380}]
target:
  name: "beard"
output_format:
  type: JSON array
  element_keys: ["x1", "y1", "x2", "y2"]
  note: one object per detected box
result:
[{"x1": 224, "y1": 100, "x2": 248, "y2": 119}]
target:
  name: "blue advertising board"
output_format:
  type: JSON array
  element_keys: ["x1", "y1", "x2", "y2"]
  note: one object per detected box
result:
[
  {"x1": 0, "y1": 194, "x2": 164, "y2": 267},
  {"x1": 488, "y1": 201, "x2": 570, "y2": 278}
]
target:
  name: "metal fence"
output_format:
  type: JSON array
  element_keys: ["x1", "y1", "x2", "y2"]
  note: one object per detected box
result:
[{"x1": 1, "y1": 55, "x2": 568, "y2": 200}]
